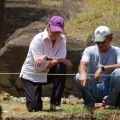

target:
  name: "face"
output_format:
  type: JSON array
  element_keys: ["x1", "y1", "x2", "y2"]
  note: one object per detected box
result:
[
  {"x1": 48, "y1": 26, "x2": 61, "y2": 41},
  {"x1": 96, "y1": 36, "x2": 112, "y2": 52}
]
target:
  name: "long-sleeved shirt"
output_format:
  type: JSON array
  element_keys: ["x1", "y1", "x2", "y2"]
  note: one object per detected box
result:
[{"x1": 20, "y1": 29, "x2": 66, "y2": 83}]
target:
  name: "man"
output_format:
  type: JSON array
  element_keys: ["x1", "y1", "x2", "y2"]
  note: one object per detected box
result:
[
  {"x1": 20, "y1": 16, "x2": 72, "y2": 112},
  {"x1": 74, "y1": 26, "x2": 120, "y2": 109}
]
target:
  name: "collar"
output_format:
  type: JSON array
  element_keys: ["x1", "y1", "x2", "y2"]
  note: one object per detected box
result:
[{"x1": 42, "y1": 28, "x2": 64, "y2": 41}]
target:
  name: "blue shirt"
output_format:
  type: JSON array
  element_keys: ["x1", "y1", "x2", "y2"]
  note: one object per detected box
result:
[{"x1": 81, "y1": 45, "x2": 120, "y2": 83}]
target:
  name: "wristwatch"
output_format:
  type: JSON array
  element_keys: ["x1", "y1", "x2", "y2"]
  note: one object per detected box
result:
[
  {"x1": 100, "y1": 65, "x2": 105, "y2": 71},
  {"x1": 46, "y1": 57, "x2": 50, "y2": 61}
]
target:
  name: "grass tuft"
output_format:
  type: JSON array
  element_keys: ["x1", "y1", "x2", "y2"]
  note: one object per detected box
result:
[
  {"x1": 65, "y1": 0, "x2": 120, "y2": 41},
  {"x1": 1, "y1": 93, "x2": 120, "y2": 119}
]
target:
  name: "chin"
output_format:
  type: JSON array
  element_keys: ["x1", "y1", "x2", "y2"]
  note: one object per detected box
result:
[{"x1": 99, "y1": 48, "x2": 106, "y2": 52}]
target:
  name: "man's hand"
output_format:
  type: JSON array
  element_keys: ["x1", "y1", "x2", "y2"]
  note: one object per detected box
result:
[
  {"x1": 79, "y1": 74, "x2": 88, "y2": 87},
  {"x1": 59, "y1": 59, "x2": 72, "y2": 69},
  {"x1": 63, "y1": 59, "x2": 72, "y2": 69},
  {"x1": 94, "y1": 67, "x2": 102, "y2": 82},
  {"x1": 34, "y1": 55, "x2": 48, "y2": 68}
]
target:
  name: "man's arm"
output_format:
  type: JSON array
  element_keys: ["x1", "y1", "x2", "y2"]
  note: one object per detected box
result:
[
  {"x1": 45, "y1": 36, "x2": 72, "y2": 69},
  {"x1": 46, "y1": 57, "x2": 72, "y2": 69},
  {"x1": 94, "y1": 64, "x2": 120, "y2": 82},
  {"x1": 78, "y1": 61, "x2": 89, "y2": 86},
  {"x1": 104, "y1": 64, "x2": 120, "y2": 71}
]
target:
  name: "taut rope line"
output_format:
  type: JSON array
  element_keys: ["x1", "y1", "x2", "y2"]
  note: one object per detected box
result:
[{"x1": 0, "y1": 73, "x2": 119, "y2": 76}]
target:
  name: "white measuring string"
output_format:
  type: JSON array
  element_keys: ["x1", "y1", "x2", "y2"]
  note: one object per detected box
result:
[{"x1": 0, "y1": 73, "x2": 119, "y2": 76}]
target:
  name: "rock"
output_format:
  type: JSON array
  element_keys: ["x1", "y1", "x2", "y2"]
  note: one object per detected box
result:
[
  {"x1": 0, "y1": 0, "x2": 5, "y2": 48},
  {"x1": 68, "y1": 95, "x2": 76, "y2": 99},
  {"x1": 42, "y1": 97, "x2": 50, "y2": 102},
  {"x1": 2, "y1": 91, "x2": 10, "y2": 101},
  {"x1": 62, "y1": 97, "x2": 84, "y2": 105},
  {"x1": 17, "y1": 97, "x2": 26, "y2": 104},
  {"x1": 13, "y1": 97, "x2": 17, "y2": 102},
  {"x1": 2, "y1": 0, "x2": 71, "y2": 48}
]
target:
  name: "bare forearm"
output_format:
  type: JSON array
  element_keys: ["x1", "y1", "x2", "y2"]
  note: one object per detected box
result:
[
  {"x1": 104, "y1": 64, "x2": 120, "y2": 71},
  {"x1": 46, "y1": 58, "x2": 61, "y2": 69},
  {"x1": 78, "y1": 62, "x2": 88, "y2": 76},
  {"x1": 46, "y1": 57, "x2": 72, "y2": 69},
  {"x1": 78, "y1": 61, "x2": 89, "y2": 86}
]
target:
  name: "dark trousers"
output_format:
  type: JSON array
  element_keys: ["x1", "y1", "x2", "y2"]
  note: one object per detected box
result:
[{"x1": 21, "y1": 63, "x2": 67, "y2": 112}]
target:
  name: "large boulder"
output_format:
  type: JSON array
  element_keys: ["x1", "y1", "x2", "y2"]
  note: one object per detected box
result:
[
  {"x1": 0, "y1": 21, "x2": 85, "y2": 97},
  {"x1": 2, "y1": 0, "x2": 71, "y2": 48}
]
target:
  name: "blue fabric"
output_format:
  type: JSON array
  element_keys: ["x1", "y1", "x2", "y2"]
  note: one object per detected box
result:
[
  {"x1": 81, "y1": 46, "x2": 120, "y2": 83},
  {"x1": 74, "y1": 69, "x2": 120, "y2": 106}
]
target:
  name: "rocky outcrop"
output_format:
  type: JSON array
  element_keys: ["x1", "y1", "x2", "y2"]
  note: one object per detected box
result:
[
  {"x1": 2, "y1": 0, "x2": 71, "y2": 48},
  {"x1": 0, "y1": 0, "x2": 5, "y2": 48},
  {"x1": 0, "y1": 0, "x2": 4, "y2": 32}
]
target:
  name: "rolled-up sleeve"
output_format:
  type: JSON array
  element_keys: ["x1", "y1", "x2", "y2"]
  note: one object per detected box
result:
[
  {"x1": 30, "y1": 35, "x2": 50, "y2": 68},
  {"x1": 81, "y1": 47, "x2": 91, "y2": 62},
  {"x1": 30, "y1": 37, "x2": 43, "y2": 60}
]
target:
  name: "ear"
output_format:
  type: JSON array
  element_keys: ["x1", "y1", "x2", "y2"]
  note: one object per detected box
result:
[
  {"x1": 48, "y1": 24, "x2": 51, "y2": 28},
  {"x1": 47, "y1": 24, "x2": 50, "y2": 31}
]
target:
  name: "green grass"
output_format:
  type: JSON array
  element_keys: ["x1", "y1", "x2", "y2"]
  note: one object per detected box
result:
[
  {"x1": 1, "y1": 95, "x2": 120, "y2": 120},
  {"x1": 37, "y1": 0, "x2": 120, "y2": 41},
  {"x1": 1, "y1": 98, "x2": 87, "y2": 119},
  {"x1": 94, "y1": 109, "x2": 120, "y2": 120},
  {"x1": 65, "y1": 0, "x2": 120, "y2": 41}
]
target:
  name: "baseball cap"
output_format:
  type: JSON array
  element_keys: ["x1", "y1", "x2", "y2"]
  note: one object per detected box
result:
[
  {"x1": 94, "y1": 26, "x2": 112, "y2": 42},
  {"x1": 48, "y1": 16, "x2": 64, "y2": 33}
]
